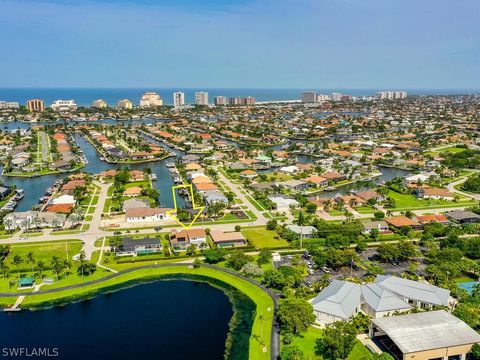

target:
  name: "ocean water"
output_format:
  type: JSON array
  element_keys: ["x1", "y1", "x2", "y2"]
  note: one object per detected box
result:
[{"x1": 0, "y1": 88, "x2": 478, "y2": 107}]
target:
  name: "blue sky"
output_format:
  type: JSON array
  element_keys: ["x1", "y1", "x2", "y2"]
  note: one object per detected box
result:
[{"x1": 0, "y1": 0, "x2": 479, "y2": 88}]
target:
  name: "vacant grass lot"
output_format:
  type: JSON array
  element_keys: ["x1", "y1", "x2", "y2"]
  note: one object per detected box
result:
[
  {"x1": 5, "y1": 240, "x2": 83, "y2": 272},
  {"x1": 241, "y1": 227, "x2": 289, "y2": 248},
  {"x1": 387, "y1": 190, "x2": 475, "y2": 210},
  {"x1": 290, "y1": 326, "x2": 372, "y2": 360}
]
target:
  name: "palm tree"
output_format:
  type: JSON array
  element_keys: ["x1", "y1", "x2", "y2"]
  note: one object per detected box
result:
[
  {"x1": 50, "y1": 255, "x2": 61, "y2": 282},
  {"x1": 26, "y1": 252, "x2": 35, "y2": 273},
  {"x1": 297, "y1": 210, "x2": 305, "y2": 249},
  {"x1": 36, "y1": 261, "x2": 46, "y2": 279},
  {"x1": 0, "y1": 261, "x2": 9, "y2": 279},
  {"x1": 63, "y1": 259, "x2": 72, "y2": 278},
  {"x1": 12, "y1": 255, "x2": 23, "y2": 280},
  {"x1": 4, "y1": 218, "x2": 13, "y2": 234}
]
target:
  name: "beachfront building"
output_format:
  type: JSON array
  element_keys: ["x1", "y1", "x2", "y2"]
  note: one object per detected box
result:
[
  {"x1": 173, "y1": 92, "x2": 185, "y2": 107},
  {"x1": 0, "y1": 101, "x2": 19, "y2": 109},
  {"x1": 26, "y1": 99, "x2": 45, "y2": 112},
  {"x1": 302, "y1": 91, "x2": 317, "y2": 103},
  {"x1": 195, "y1": 92, "x2": 209, "y2": 105},
  {"x1": 117, "y1": 99, "x2": 133, "y2": 110},
  {"x1": 51, "y1": 99, "x2": 77, "y2": 111},
  {"x1": 92, "y1": 99, "x2": 107, "y2": 108},
  {"x1": 214, "y1": 96, "x2": 227, "y2": 106},
  {"x1": 370, "y1": 311, "x2": 480, "y2": 360},
  {"x1": 139, "y1": 92, "x2": 163, "y2": 107}
]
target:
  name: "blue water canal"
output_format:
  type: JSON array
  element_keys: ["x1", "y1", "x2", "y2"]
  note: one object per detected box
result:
[
  {"x1": 0, "y1": 280, "x2": 233, "y2": 360},
  {"x1": 0, "y1": 119, "x2": 411, "y2": 211}
]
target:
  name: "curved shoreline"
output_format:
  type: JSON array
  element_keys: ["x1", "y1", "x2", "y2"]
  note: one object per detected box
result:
[{"x1": 0, "y1": 264, "x2": 279, "y2": 360}]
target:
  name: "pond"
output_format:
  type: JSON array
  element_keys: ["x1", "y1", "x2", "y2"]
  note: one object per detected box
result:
[{"x1": 0, "y1": 280, "x2": 237, "y2": 360}]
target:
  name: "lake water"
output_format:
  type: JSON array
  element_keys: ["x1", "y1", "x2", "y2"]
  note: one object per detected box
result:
[{"x1": 0, "y1": 280, "x2": 234, "y2": 360}]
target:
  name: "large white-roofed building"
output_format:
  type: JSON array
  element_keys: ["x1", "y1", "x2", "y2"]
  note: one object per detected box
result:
[{"x1": 370, "y1": 311, "x2": 480, "y2": 360}]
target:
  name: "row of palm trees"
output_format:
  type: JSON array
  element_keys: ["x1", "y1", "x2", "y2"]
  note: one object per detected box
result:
[{"x1": 0, "y1": 252, "x2": 73, "y2": 283}]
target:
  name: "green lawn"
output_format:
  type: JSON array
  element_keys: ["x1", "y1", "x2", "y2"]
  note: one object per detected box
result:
[
  {"x1": 290, "y1": 326, "x2": 372, "y2": 360},
  {"x1": 241, "y1": 227, "x2": 289, "y2": 248},
  {"x1": 4, "y1": 240, "x2": 82, "y2": 272},
  {"x1": 290, "y1": 326, "x2": 324, "y2": 359},
  {"x1": 387, "y1": 190, "x2": 474, "y2": 210}
]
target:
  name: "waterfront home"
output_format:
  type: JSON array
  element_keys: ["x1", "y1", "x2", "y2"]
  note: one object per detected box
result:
[
  {"x1": 239, "y1": 169, "x2": 258, "y2": 179},
  {"x1": 354, "y1": 190, "x2": 384, "y2": 203},
  {"x1": 123, "y1": 187, "x2": 142, "y2": 197},
  {"x1": 122, "y1": 198, "x2": 149, "y2": 211},
  {"x1": 203, "y1": 190, "x2": 228, "y2": 205},
  {"x1": 268, "y1": 196, "x2": 299, "y2": 210},
  {"x1": 0, "y1": 186, "x2": 10, "y2": 199},
  {"x1": 45, "y1": 203, "x2": 74, "y2": 214},
  {"x1": 184, "y1": 163, "x2": 202, "y2": 171},
  {"x1": 3, "y1": 211, "x2": 66, "y2": 230},
  {"x1": 182, "y1": 154, "x2": 201, "y2": 164},
  {"x1": 210, "y1": 230, "x2": 246, "y2": 247},
  {"x1": 278, "y1": 179, "x2": 309, "y2": 191},
  {"x1": 362, "y1": 220, "x2": 390, "y2": 234},
  {"x1": 125, "y1": 207, "x2": 171, "y2": 223},
  {"x1": 169, "y1": 229, "x2": 207, "y2": 249},
  {"x1": 413, "y1": 187, "x2": 455, "y2": 200},
  {"x1": 446, "y1": 210, "x2": 480, "y2": 224},
  {"x1": 51, "y1": 194, "x2": 76, "y2": 205},
  {"x1": 10, "y1": 156, "x2": 29, "y2": 168},
  {"x1": 322, "y1": 171, "x2": 346, "y2": 182},
  {"x1": 130, "y1": 170, "x2": 145, "y2": 181},
  {"x1": 114, "y1": 237, "x2": 162, "y2": 256},
  {"x1": 304, "y1": 175, "x2": 328, "y2": 188},
  {"x1": 194, "y1": 182, "x2": 219, "y2": 192},
  {"x1": 279, "y1": 165, "x2": 299, "y2": 174}
]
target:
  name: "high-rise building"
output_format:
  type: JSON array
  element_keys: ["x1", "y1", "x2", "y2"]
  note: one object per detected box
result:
[
  {"x1": 331, "y1": 93, "x2": 342, "y2": 102},
  {"x1": 214, "y1": 96, "x2": 227, "y2": 106},
  {"x1": 92, "y1": 99, "x2": 107, "y2": 108},
  {"x1": 26, "y1": 99, "x2": 45, "y2": 112},
  {"x1": 0, "y1": 101, "x2": 20, "y2": 109},
  {"x1": 317, "y1": 94, "x2": 329, "y2": 102},
  {"x1": 139, "y1": 92, "x2": 163, "y2": 107},
  {"x1": 195, "y1": 92, "x2": 209, "y2": 105},
  {"x1": 51, "y1": 99, "x2": 77, "y2": 111},
  {"x1": 376, "y1": 91, "x2": 407, "y2": 100},
  {"x1": 302, "y1": 91, "x2": 317, "y2": 103},
  {"x1": 229, "y1": 97, "x2": 242, "y2": 106},
  {"x1": 243, "y1": 96, "x2": 256, "y2": 106},
  {"x1": 117, "y1": 99, "x2": 133, "y2": 110},
  {"x1": 173, "y1": 92, "x2": 185, "y2": 107}
]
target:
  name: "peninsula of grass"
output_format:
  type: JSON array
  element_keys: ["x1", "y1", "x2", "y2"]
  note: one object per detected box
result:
[{"x1": 1, "y1": 265, "x2": 274, "y2": 360}]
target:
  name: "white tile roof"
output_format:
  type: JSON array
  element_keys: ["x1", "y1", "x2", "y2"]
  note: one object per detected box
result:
[{"x1": 372, "y1": 310, "x2": 480, "y2": 354}]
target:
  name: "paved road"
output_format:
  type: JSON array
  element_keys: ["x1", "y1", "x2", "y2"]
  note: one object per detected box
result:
[
  {"x1": 216, "y1": 166, "x2": 269, "y2": 226},
  {"x1": 447, "y1": 176, "x2": 480, "y2": 201}
]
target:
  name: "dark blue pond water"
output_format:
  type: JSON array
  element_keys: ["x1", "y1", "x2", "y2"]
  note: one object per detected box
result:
[{"x1": 0, "y1": 280, "x2": 233, "y2": 360}]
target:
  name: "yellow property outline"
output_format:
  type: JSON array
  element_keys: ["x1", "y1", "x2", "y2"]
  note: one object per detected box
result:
[{"x1": 166, "y1": 184, "x2": 205, "y2": 230}]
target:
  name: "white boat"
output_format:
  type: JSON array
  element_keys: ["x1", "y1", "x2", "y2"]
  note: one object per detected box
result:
[
  {"x1": 151, "y1": 174, "x2": 157, "y2": 181},
  {"x1": 166, "y1": 162, "x2": 175, "y2": 168}
]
